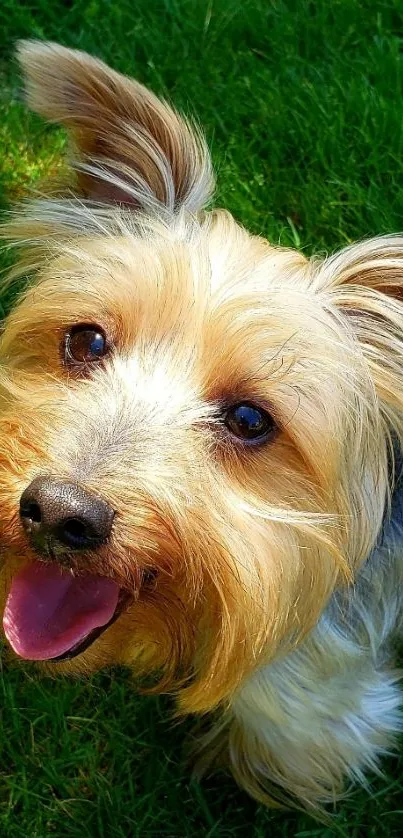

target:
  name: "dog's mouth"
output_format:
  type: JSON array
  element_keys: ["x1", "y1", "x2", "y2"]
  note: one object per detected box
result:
[{"x1": 2, "y1": 561, "x2": 133, "y2": 662}]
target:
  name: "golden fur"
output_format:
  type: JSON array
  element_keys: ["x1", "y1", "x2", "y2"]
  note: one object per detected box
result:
[{"x1": 1, "y1": 41, "x2": 403, "y2": 812}]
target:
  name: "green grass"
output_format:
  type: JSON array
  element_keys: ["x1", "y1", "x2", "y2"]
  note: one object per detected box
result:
[{"x1": 1, "y1": 0, "x2": 403, "y2": 834}]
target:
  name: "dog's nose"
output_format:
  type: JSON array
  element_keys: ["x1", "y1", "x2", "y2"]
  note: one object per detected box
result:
[{"x1": 19, "y1": 476, "x2": 114, "y2": 553}]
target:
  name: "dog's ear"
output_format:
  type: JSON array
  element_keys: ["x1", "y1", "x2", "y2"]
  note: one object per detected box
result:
[
  {"x1": 319, "y1": 237, "x2": 403, "y2": 428},
  {"x1": 16, "y1": 40, "x2": 214, "y2": 213}
]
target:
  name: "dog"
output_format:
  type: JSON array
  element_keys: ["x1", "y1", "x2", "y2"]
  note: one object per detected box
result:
[{"x1": 1, "y1": 40, "x2": 403, "y2": 815}]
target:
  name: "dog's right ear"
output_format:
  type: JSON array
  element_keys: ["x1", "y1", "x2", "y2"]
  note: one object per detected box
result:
[{"x1": 16, "y1": 40, "x2": 214, "y2": 213}]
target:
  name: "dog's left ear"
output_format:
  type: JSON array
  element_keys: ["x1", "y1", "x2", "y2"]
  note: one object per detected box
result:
[
  {"x1": 319, "y1": 236, "x2": 403, "y2": 422},
  {"x1": 16, "y1": 40, "x2": 214, "y2": 213}
]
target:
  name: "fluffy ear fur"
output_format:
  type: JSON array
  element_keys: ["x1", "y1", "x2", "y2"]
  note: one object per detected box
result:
[
  {"x1": 16, "y1": 40, "x2": 214, "y2": 213},
  {"x1": 318, "y1": 236, "x2": 403, "y2": 441}
]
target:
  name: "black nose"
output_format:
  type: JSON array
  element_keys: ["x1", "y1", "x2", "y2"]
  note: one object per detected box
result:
[{"x1": 20, "y1": 476, "x2": 114, "y2": 554}]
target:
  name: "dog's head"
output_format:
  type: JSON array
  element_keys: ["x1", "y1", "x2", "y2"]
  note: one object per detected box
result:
[{"x1": 1, "y1": 42, "x2": 403, "y2": 713}]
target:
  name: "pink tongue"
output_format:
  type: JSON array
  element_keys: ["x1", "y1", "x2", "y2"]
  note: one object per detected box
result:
[{"x1": 3, "y1": 562, "x2": 120, "y2": 661}]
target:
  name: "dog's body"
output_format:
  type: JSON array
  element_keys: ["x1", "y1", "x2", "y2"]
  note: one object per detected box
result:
[{"x1": 1, "y1": 41, "x2": 403, "y2": 813}]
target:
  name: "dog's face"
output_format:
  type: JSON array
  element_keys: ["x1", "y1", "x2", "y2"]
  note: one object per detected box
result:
[{"x1": 1, "y1": 42, "x2": 402, "y2": 714}]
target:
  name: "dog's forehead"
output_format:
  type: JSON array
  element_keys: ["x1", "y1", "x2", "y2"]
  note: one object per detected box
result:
[
  {"x1": 1, "y1": 212, "x2": 333, "y2": 406},
  {"x1": 30, "y1": 217, "x2": 311, "y2": 329}
]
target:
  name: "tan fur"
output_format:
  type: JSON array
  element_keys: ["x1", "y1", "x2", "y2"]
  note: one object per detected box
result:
[{"x1": 1, "y1": 41, "x2": 403, "y2": 812}]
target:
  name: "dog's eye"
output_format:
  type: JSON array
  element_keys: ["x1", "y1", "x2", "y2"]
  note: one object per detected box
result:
[
  {"x1": 224, "y1": 403, "x2": 277, "y2": 442},
  {"x1": 65, "y1": 325, "x2": 108, "y2": 365}
]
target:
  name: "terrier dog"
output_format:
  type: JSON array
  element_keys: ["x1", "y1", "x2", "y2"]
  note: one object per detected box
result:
[{"x1": 1, "y1": 41, "x2": 403, "y2": 814}]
